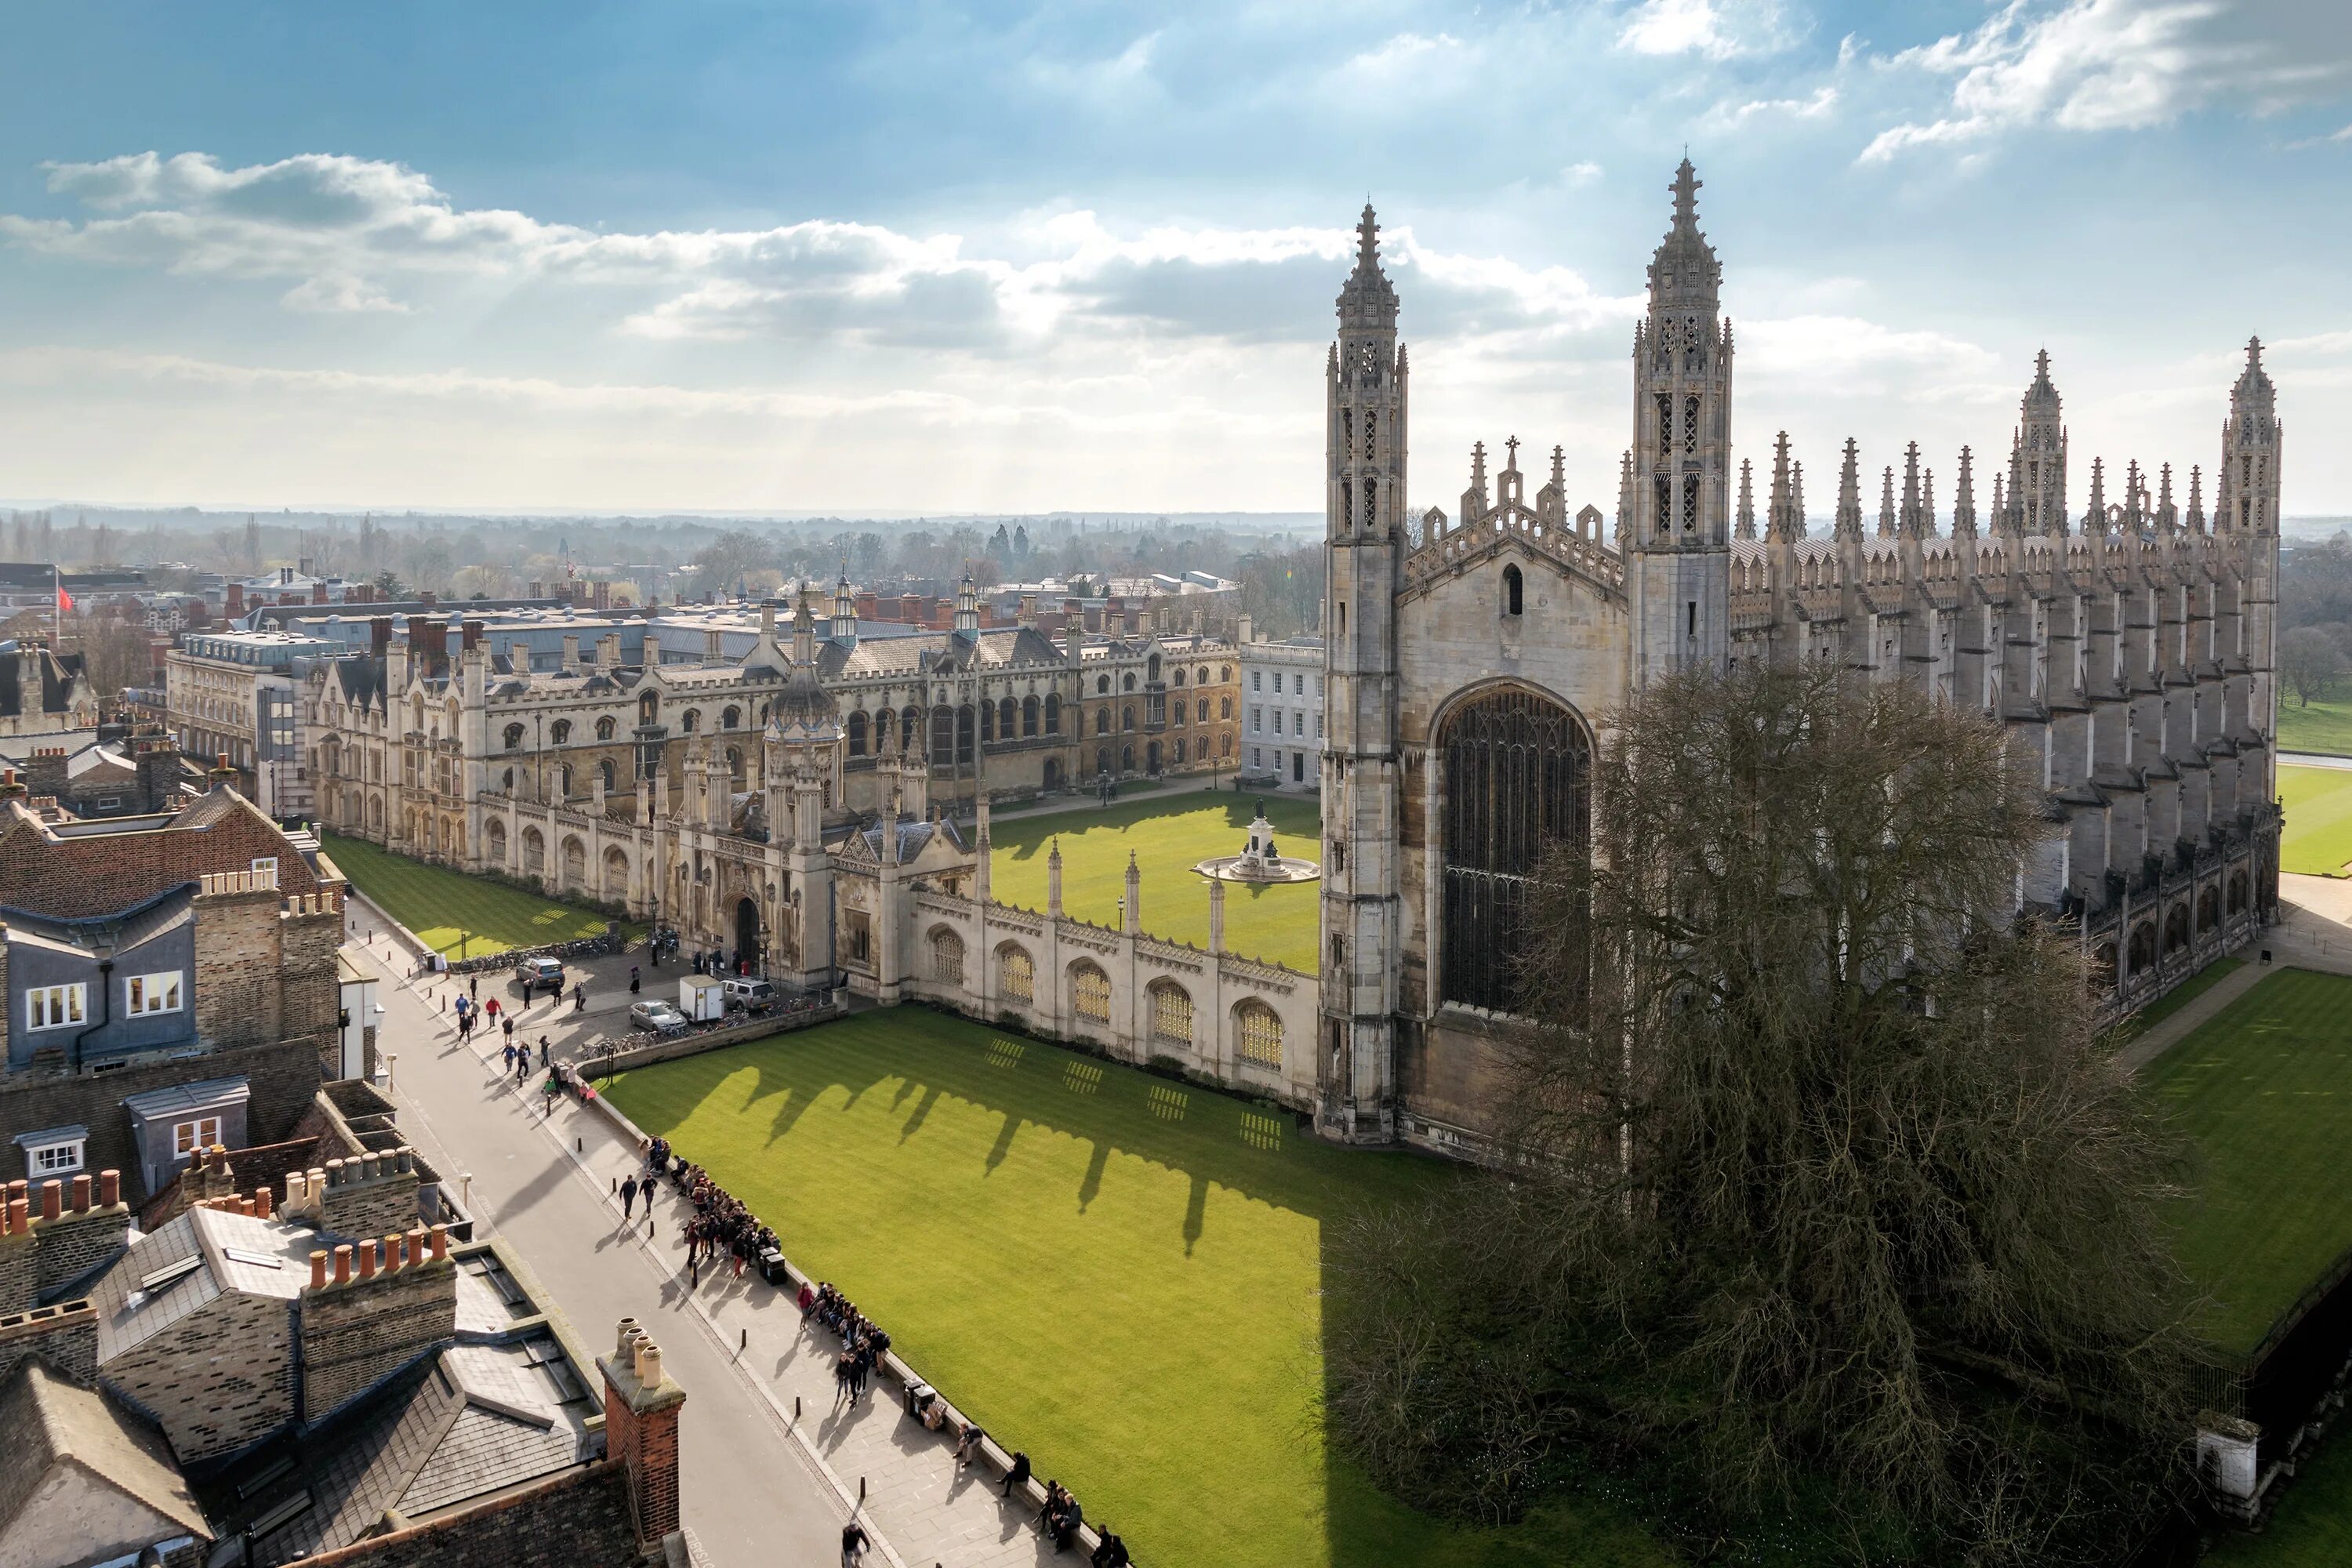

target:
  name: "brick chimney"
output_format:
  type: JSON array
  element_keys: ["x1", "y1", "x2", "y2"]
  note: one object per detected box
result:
[
  {"x1": 225, "y1": 583, "x2": 245, "y2": 619},
  {"x1": 599, "y1": 1319, "x2": 687, "y2": 1555},
  {"x1": 22, "y1": 749, "x2": 67, "y2": 802},
  {"x1": 370, "y1": 615, "x2": 394, "y2": 655},
  {"x1": 296, "y1": 1216, "x2": 456, "y2": 1422},
  {"x1": 463, "y1": 618, "x2": 485, "y2": 652}
]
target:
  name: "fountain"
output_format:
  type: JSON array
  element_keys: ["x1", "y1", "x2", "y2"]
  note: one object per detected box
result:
[{"x1": 1195, "y1": 800, "x2": 1322, "y2": 884}]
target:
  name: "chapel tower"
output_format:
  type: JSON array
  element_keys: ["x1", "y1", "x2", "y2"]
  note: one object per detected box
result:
[
  {"x1": 2003, "y1": 350, "x2": 2068, "y2": 535},
  {"x1": 1624, "y1": 158, "x2": 1733, "y2": 686},
  {"x1": 1317, "y1": 205, "x2": 1406, "y2": 1144}
]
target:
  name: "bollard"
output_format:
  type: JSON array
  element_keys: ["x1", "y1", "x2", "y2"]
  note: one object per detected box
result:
[
  {"x1": 741, "y1": 1326, "x2": 747, "y2": 1350},
  {"x1": 577, "y1": 1137, "x2": 583, "y2": 1152},
  {"x1": 386, "y1": 1053, "x2": 396, "y2": 1089},
  {"x1": 795, "y1": 1394, "x2": 802, "y2": 1419},
  {"x1": 612, "y1": 1176, "x2": 618, "y2": 1194},
  {"x1": 859, "y1": 1477, "x2": 866, "y2": 1503}
]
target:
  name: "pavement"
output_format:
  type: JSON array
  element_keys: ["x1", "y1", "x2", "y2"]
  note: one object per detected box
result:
[
  {"x1": 2119, "y1": 873, "x2": 2352, "y2": 1076},
  {"x1": 344, "y1": 895, "x2": 1076, "y2": 1568}
]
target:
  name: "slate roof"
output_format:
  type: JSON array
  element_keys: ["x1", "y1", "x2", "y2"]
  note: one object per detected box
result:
[
  {"x1": 0, "y1": 644, "x2": 88, "y2": 720},
  {"x1": 0, "y1": 1360, "x2": 209, "y2": 1548},
  {"x1": 198, "y1": 1337, "x2": 597, "y2": 1566},
  {"x1": 93, "y1": 1205, "x2": 312, "y2": 1365}
]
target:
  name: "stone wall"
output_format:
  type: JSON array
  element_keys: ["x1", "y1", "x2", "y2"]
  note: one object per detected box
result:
[
  {"x1": 316, "y1": 1150, "x2": 424, "y2": 1241},
  {"x1": 104, "y1": 1281, "x2": 292, "y2": 1461},
  {"x1": 0, "y1": 1299, "x2": 96, "y2": 1388}
]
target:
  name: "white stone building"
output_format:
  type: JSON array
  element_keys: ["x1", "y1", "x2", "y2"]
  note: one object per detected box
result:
[
  {"x1": 1316, "y1": 162, "x2": 2283, "y2": 1152},
  {"x1": 1238, "y1": 630, "x2": 1323, "y2": 793}
]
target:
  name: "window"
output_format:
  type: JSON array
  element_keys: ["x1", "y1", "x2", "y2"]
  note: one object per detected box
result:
[
  {"x1": 550, "y1": 720, "x2": 572, "y2": 744},
  {"x1": 597, "y1": 716, "x2": 617, "y2": 740},
  {"x1": 1073, "y1": 964, "x2": 1112, "y2": 1025},
  {"x1": 1503, "y1": 564, "x2": 1523, "y2": 617},
  {"x1": 1236, "y1": 1001, "x2": 1283, "y2": 1068},
  {"x1": 931, "y1": 928, "x2": 966, "y2": 985},
  {"x1": 173, "y1": 1117, "x2": 223, "y2": 1158},
  {"x1": 251, "y1": 857, "x2": 278, "y2": 879},
  {"x1": 998, "y1": 945, "x2": 1035, "y2": 1004},
  {"x1": 1251, "y1": 747, "x2": 1261, "y2": 768},
  {"x1": 1251, "y1": 707, "x2": 1262, "y2": 733},
  {"x1": 25, "y1": 1138, "x2": 82, "y2": 1176},
  {"x1": 1252, "y1": 671, "x2": 1262, "y2": 691},
  {"x1": 681, "y1": 709, "x2": 700, "y2": 733},
  {"x1": 1149, "y1": 982, "x2": 1193, "y2": 1047},
  {"x1": 126, "y1": 972, "x2": 183, "y2": 1014},
  {"x1": 722, "y1": 706, "x2": 741, "y2": 730},
  {"x1": 503, "y1": 724, "x2": 525, "y2": 750},
  {"x1": 27, "y1": 985, "x2": 85, "y2": 1032}
]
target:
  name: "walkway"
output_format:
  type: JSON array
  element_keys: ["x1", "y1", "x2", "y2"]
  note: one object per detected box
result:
[
  {"x1": 350, "y1": 893, "x2": 1070, "y2": 1568},
  {"x1": 2121, "y1": 874, "x2": 2352, "y2": 1076}
]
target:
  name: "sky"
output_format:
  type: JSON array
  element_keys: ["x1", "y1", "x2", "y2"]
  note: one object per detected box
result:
[{"x1": 5, "y1": 0, "x2": 2352, "y2": 519}]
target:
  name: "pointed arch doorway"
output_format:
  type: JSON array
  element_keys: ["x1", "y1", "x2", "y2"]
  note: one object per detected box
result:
[{"x1": 735, "y1": 897, "x2": 761, "y2": 972}]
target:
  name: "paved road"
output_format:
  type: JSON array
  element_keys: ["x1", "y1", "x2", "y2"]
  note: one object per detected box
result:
[{"x1": 342, "y1": 900, "x2": 853, "y2": 1568}]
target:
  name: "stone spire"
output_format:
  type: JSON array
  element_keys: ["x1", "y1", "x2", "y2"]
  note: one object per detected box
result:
[
  {"x1": 1549, "y1": 442, "x2": 1566, "y2": 496},
  {"x1": 2156, "y1": 461, "x2": 2178, "y2": 532},
  {"x1": 1646, "y1": 158, "x2": 1721, "y2": 315},
  {"x1": 2009, "y1": 348, "x2": 2067, "y2": 536},
  {"x1": 1463, "y1": 440, "x2": 1490, "y2": 521},
  {"x1": 2083, "y1": 456, "x2": 2108, "y2": 535},
  {"x1": 831, "y1": 558, "x2": 856, "y2": 642},
  {"x1": 1766, "y1": 433, "x2": 1801, "y2": 543},
  {"x1": 2218, "y1": 336, "x2": 2281, "y2": 534},
  {"x1": 1923, "y1": 467, "x2": 1937, "y2": 539},
  {"x1": 1335, "y1": 204, "x2": 1399, "y2": 332},
  {"x1": 1878, "y1": 465, "x2": 1896, "y2": 539},
  {"x1": 1835, "y1": 438, "x2": 1864, "y2": 541},
  {"x1": 1615, "y1": 449, "x2": 1635, "y2": 541},
  {"x1": 2122, "y1": 459, "x2": 2145, "y2": 530},
  {"x1": 1953, "y1": 445, "x2": 1978, "y2": 539},
  {"x1": 1791, "y1": 460, "x2": 1806, "y2": 531},
  {"x1": 1736, "y1": 458, "x2": 1756, "y2": 540},
  {"x1": 1899, "y1": 442, "x2": 1926, "y2": 539},
  {"x1": 2187, "y1": 464, "x2": 2206, "y2": 532},
  {"x1": 792, "y1": 580, "x2": 816, "y2": 666}
]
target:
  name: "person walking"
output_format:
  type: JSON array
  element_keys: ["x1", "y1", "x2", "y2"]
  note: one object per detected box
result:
[
  {"x1": 502, "y1": 1014, "x2": 516, "y2": 1049},
  {"x1": 621, "y1": 1174, "x2": 639, "y2": 1219},
  {"x1": 502, "y1": 1041, "x2": 517, "y2": 1073},
  {"x1": 573, "y1": 981, "x2": 586, "y2": 1013},
  {"x1": 630, "y1": 964, "x2": 641, "y2": 994},
  {"x1": 840, "y1": 1518, "x2": 869, "y2": 1567},
  {"x1": 469, "y1": 974, "x2": 478, "y2": 1000},
  {"x1": 539, "y1": 1036, "x2": 550, "y2": 1068}
]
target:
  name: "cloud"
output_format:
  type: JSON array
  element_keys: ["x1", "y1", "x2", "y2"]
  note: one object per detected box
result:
[
  {"x1": 1705, "y1": 84, "x2": 1840, "y2": 131},
  {"x1": 1857, "y1": 0, "x2": 2352, "y2": 164},
  {"x1": 1617, "y1": 0, "x2": 1788, "y2": 60},
  {"x1": 282, "y1": 272, "x2": 409, "y2": 314}
]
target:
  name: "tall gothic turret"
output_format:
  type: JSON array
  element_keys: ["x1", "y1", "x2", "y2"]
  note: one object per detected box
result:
[
  {"x1": 1319, "y1": 202, "x2": 1406, "y2": 1145},
  {"x1": 1834, "y1": 437, "x2": 1864, "y2": 541},
  {"x1": 1765, "y1": 432, "x2": 1801, "y2": 543},
  {"x1": 1953, "y1": 445, "x2": 1978, "y2": 539},
  {"x1": 2218, "y1": 337, "x2": 2281, "y2": 535},
  {"x1": 953, "y1": 568, "x2": 980, "y2": 637},
  {"x1": 831, "y1": 561, "x2": 857, "y2": 643},
  {"x1": 1624, "y1": 158, "x2": 1733, "y2": 685},
  {"x1": 1736, "y1": 457, "x2": 1756, "y2": 540},
  {"x1": 2005, "y1": 350, "x2": 2067, "y2": 535}
]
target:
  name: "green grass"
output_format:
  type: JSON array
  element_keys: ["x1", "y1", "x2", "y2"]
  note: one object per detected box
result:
[
  {"x1": 2205, "y1": 1421, "x2": 2352, "y2": 1568},
  {"x1": 2281, "y1": 765, "x2": 2352, "y2": 877},
  {"x1": 2142, "y1": 969, "x2": 2352, "y2": 1356},
  {"x1": 607, "y1": 1011, "x2": 1671, "y2": 1568},
  {"x1": 2118, "y1": 956, "x2": 2243, "y2": 1041},
  {"x1": 321, "y1": 831, "x2": 629, "y2": 956},
  {"x1": 2278, "y1": 685, "x2": 2352, "y2": 757},
  {"x1": 989, "y1": 789, "x2": 1323, "y2": 971}
]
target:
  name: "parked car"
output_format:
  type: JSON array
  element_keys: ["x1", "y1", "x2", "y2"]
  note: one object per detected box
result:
[
  {"x1": 722, "y1": 978, "x2": 777, "y2": 1014},
  {"x1": 513, "y1": 956, "x2": 565, "y2": 996},
  {"x1": 629, "y1": 999, "x2": 689, "y2": 1035}
]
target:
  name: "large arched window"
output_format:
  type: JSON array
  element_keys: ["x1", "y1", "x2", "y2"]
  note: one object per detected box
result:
[
  {"x1": 997, "y1": 943, "x2": 1035, "y2": 1004},
  {"x1": 846, "y1": 711, "x2": 869, "y2": 755},
  {"x1": 1439, "y1": 686, "x2": 1591, "y2": 1013},
  {"x1": 597, "y1": 716, "x2": 618, "y2": 741},
  {"x1": 1023, "y1": 695, "x2": 1040, "y2": 737},
  {"x1": 1235, "y1": 1000, "x2": 1283, "y2": 1067},
  {"x1": 1071, "y1": 962, "x2": 1112, "y2": 1024},
  {"x1": 1043, "y1": 693, "x2": 1061, "y2": 735},
  {"x1": 550, "y1": 719, "x2": 572, "y2": 745},
  {"x1": 1149, "y1": 981, "x2": 1193, "y2": 1047},
  {"x1": 931, "y1": 927, "x2": 966, "y2": 985},
  {"x1": 503, "y1": 723, "x2": 525, "y2": 750}
]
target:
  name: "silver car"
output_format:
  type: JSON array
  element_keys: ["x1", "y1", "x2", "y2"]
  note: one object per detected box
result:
[{"x1": 629, "y1": 999, "x2": 689, "y2": 1035}]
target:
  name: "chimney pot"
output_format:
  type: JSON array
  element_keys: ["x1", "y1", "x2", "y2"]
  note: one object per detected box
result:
[
  {"x1": 69, "y1": 1174, "x2": 89, "y2": 1212},
  {"x1": 383, "y1": 1232, "x2": 404, "y2": 1272},
  {"x1": 306, "y1": 1167, "x2": 326, "y2": 1199},
  {"x1": 325, "y1": 1158, "x2": 346, "y2": 1189},
  {"x1": 256, "y1": 1185, "x2": 274, "y2": 1220},
  {"x1": 333, "y1": 1244, "x2": 353, "y2": 1285},
  {"x1": 38, "y1": 1181, "x2": 60, "y2": 1222},
  {"x1": 429, "y1": 1223, "x2": 448, "y2": 1261},
  {"x1": 238, "y1": 1197, "x2": 255, "y2": 1218},
  {"x1": 361, "y1": 1151, "x2": 379, "y2": 1181},
  {"x1": 99, "y1": 1170, "x2": 119, "y2": 1207},
  {"x1": 357, "y1": 1240, "x2": 376, "y2": 1280},
  {"x1": 408, "y1": 1225, "x2": 428, "y2": 1267},
  {"x1": 395, "y1": 1145, "x2": 414, "y2": 1174},
  {"x1": 5, "y1": 1200, "x2": 23, "y2": 1233},
  {"x1": 635, "y1": 1341, "x2": 663, "y2": 1388},
  {"x1": 615, "y1": 1316, "x2": 641, "y2": 1358},
  {"x1": 310, "y1": 1250, "x2": 329, "y2": 1289}
]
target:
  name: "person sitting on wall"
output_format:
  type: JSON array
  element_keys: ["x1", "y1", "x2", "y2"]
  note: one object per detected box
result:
[
  {"x1": 1000, "y1": 1450, "x2": 1031, "y2": 1497},
  {"x1": 954, "y1": 1419, "x2": 984, "y2": 1470},
  {"x1": 1042, "y1": 1486, "x2": 1083, "y2": 1552},
  {"x1": 1090, "y1": 1530, "x2": 1129, "y2": 1568}
]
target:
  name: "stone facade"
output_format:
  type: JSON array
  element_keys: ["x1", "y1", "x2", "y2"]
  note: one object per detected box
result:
[
  {"x1": 1238, "y1": 630, "x2": 1325, "y2": 792},
  {"x1": 1316, "y1": 161, "x2": 2284, "y2": 1151}
]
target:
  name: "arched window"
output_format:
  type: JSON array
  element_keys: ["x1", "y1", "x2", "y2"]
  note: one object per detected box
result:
[
  {"x1": 1197, "y1": 698, "x2": 1209, "y2": 722},
  {"x1": 502, "y1": 767, "x2": 515, "y2": 791},
  {"x1": 931, "y1": 927, "x2": 966, "y2": 985},
  {"x1": 725, "y1": 746, "x2": 745, "y2": 786},
  {"x1": 1502, "y1": 564, "x2": 1523, "y2": 617},
  {"x1": 1173, "y1": 668, "x2": 1186, "y2": 686},
  {"x1": 1023, "y1": 695, "x2": 1040, "y2": 736},
  {"x1": 521, "y1": 826, "x2": 546, "y2": 874},
  {"x1": 931, "y1": 706, "x2": 956, "y2": 765},
  {"x1": 1071, "y1": 962, "x2": 1112, "y2": 1024},
  {"x1": 485, "y1": 818, "x2": 507, "y2": 866},
  {"x1": 1219, "y1": 697, "x2": 1232, "y2": 719},
  {"x1": 979, "y1": 702, "x2": 994, "y2": 744},
  {"x1": 639, "y1": 692, "x2": 659, "y2": 726},
  {"x1": 550, "y1": 719, "x2": 572, "y2": 744},
  {"x1": 1219, "y1": 666, "x2": 1231, "y2": 682},
  {"x1": 1044, "y1": 694, "x2": 1061, "y2": 735},
  {"x1": 600, "y1": 758, "x2": 616, "y2": 793},
  {"x1": 997, "y1": 943, "x2": 1034, "y2": 1004},
  {"x1": 1220, "y1": 733, "x2": 1232, "y2": 757},
  {"x1": 1121, "y1": 704, "x2": 1135, "y2": 731},
  {"x1": 597, "y1": 716, "x2": 617, "y2": 741},
  {"x1": 1095, "y1": 746, "x2": 1111, "y2": 777},
  {"x1": 847, "y1": 711, "x2": 869, "y2": 755},
  {"x1": 1439, "y1": 686, "x2": 1590, "y2": 1013},
  {"x1": 721, "y1": 706, "x2": 741, "y2": 730},
  {"x1": 1123, "y1": 673, "x2": 1137, "y2": 692},
  {"x1": 1095, "y1": 708, "x2": 1111, "y2": 736},
  {"x1": 558, "y1": 764, "x2": 573, "y2": 798},
  {"x1": 1149, "y1": 982, "x2": 1193, "y2": 1047},
  {"x1": 1120, "y1": 743, "x2": 1135, "y2": 773},
  {"x1": 1147, "y1": 655, "x2": 1160, "y2": 682},
  {"x1": 999, "y1": 697, "x2": 1017, "y2": 738},
  {"x1": 681, "y1": 709, "x2": 700, "y2": 734},
  {"x1": 956, "y1": 704, "x2": 976, "y2": 763},
  {"x1": 503, "y1": 723, "x2": 525, "y2": 750},
  {"x1": 1097, "y1": 675, "x2": 1110, "y2": 695},
  {"x1": 1174, "y1": 739, "x2": 1187, "y2": 764},
  {"x1": 2163, "y1": 902, "x2": 2191, "y2": 955},
  {"x1": 1236, "y1": 1000, "x2": 1283, "y2": 1068}
]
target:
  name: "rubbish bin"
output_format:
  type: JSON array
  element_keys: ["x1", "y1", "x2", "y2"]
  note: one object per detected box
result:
[{"x1": 759, "y1": 1247, "x2": 789, "y2": 1287}]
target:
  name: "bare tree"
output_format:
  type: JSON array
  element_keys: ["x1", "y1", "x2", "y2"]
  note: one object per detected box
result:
[
  {"x1": 1327, "y1": 665, "x2": 2200, "y2": 1562},
  {"x1": 2281, "y1": 626, "x2": 2345, "y2": 708}
]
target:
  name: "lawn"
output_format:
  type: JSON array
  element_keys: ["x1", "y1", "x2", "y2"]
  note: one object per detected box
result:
[
  {"x1": 606, "y1": 1011, "x2": 1671, "y2": 1568},
  {"x1": 2204, "y1": 1418, "x2": 2352, "y2": 1568},
  {"x1": 2141, "y1": 968, "x2": 2352, "y2": 1356},
  {"x1": 2280, "y1": 765, "x2": 2352, "y2": 877},
  {"x1": 321, "y1": 832, "x2": 629, "y2": 956},
  {"x1": 2118, "y1": 956, "x2": 2242, "y2": 1041},
  {"x1": 2278, "y1": 686, "x2": 2352, "y2": 757},
  {"x1": 989, "y1": 789, "x2": 1323, "y2": 972}
]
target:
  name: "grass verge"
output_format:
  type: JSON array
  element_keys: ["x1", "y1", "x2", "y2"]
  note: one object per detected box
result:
[{"x1": 321, "y1": 831, "x2": 630, "y2": 956}]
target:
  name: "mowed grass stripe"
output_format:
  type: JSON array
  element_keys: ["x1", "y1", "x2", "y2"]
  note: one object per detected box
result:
[
  {"x1": 606, "y1": 1010, "x2": 1669, "y2": 1568},
  {"x1": 321, "y1": 832, "x2": 624, "y2": 956},
  {"x1": 986, "y1": 790, "x2": 1323, "y2": 972},
  {"x1": 2143, "y1": 968, "x2": 2352, "y2": 1356},
  {"x1": 2281, "y1": 764, "x2": 2352, "y2": 877}
]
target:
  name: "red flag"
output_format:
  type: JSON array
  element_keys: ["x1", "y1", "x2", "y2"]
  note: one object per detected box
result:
[{"x1": 55, "y1": 586, "x2": 72, "y2": 613}]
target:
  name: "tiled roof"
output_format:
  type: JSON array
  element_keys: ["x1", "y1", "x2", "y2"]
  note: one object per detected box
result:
[
  {"x1": 0, "y1": 1361, "x2": 209, "y2": 1547},
  {"x1": 93, "y1": 1203, "x2": 311, "y2": 1364},
  {"x1": 0, "y1": 784, "x2": 325, "y2": 918}
]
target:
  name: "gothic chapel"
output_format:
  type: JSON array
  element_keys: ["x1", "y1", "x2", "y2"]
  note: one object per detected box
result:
[{"x1": 1316, "y1": 161, "x2": 2282, "y2": 1152}]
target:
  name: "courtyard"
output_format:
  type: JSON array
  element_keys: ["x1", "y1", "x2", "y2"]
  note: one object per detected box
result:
[
  {"x1": 322, "y1": 831, "x2": 630, "y2": 956},
  {"x1": 987, "y1": 789, "x2": 1323, "y2": 972},
  {"x1": 605, "y1": 1009, "x2": 1669, "y2": 1568},
  {"x1": 2142, "y1": 967, "x2": 2352, "y2": 1357}
]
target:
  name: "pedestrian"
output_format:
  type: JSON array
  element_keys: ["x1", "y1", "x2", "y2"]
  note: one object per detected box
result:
[
  {"x1": 621, "y1": 1174, "x2": 639, "y2": 1218},
  {"x1": 542, "y1": 1076, "x2": 559, "y2": 1116},
  {"x1": 485, "y1": 996, "x2": 500, "y2": 1022},
  {"x1": 502, "y1": 1041, "x2": 517, "y2": 1073},
  {"x1": 503, "y1": 1015, "x2": 516, "y2": 1047},
  {"x1": 840, "y1": 1518, "x2": 869, "y2": 1567},
  {"x1": 539, "y1": 1036, "x2": 550, "y2": 1068},
  {"x1": 573, "y1": 982, "x2": 586, "y2": 1013},
  {"x1": 630, "y1": 964, "x2": 641, "y2": 994},
  {"x1": 515, "y1": 1051, "x2": 528, "y2": 1084},
  {"x1": 469, "y1": 974, "x2": 478, "y2": 1000}
]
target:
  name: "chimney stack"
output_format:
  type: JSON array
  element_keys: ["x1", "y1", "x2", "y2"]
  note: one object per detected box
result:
[{"x1": 601, "y1": 1319, "x2": 688, "y2": 1555}]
